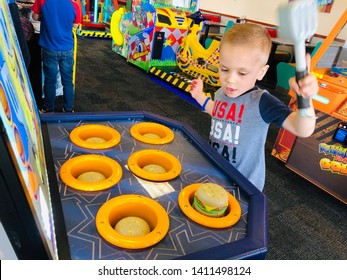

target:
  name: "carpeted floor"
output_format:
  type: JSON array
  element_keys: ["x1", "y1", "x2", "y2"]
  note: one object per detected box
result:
[{"x1": 61, "y1": 36, "x2": 346, "y2": 260}]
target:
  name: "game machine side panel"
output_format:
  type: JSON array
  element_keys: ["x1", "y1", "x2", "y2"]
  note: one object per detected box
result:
[
  {"x1": 111, "y1": 7, "x2": 132, "y2": 58},
  {"x1": 149, "y1": 8, "x2": 188, "y2": 71},
  {"x1": 126, "y1": 2, "x2": 156, "y2": 71},
  {"x1": 272, "y1": 9, "x2": 347, "y2": 204},
  {"x1": 0, "y1": 0, "x2": 69, "y2": 259},
  {"x1": 148, "y1": 0, "x2": 200, "y2": 71},
  {"x1": 111, "y1": 0, "x2": 145, "y2": 57}
]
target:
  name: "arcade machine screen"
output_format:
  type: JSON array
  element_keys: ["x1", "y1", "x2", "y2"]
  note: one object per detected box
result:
[{"x1": 0, "y1": 0, "x2": 58, "y2": 259}]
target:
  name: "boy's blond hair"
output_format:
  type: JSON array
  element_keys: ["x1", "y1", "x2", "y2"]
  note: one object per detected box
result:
[{"x1": 220, "y1": 23, "x2": 272, "y2": 65}]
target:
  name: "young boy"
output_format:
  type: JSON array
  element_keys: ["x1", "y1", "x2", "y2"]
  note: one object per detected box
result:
[{"x1": 189, "y1": 23, "x2": 318, "y2": 191}]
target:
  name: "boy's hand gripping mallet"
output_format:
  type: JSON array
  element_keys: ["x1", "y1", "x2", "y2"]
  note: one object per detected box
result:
[{"x1": 278, "y1": 0, "x2": 321, "y2": 109}]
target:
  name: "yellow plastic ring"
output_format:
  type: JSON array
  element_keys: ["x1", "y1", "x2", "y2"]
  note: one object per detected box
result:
[
  {"x1": 130, "y1": 122, "x2": 174, "y2": 144},
  {"x1": 70, "y1": 124, "x2": 121, "y2": 150},
  {"x1": 178, "y1": 183, "x2": 242, "y2": 228},
  {"x1": 127, "y1": 149, "x2": 182, "y2": 181},
  {"x1": 96, "y1": 194, "x2": 169, "y2": 249},
  {"x1": 60, "y1": 154, "x2": 122, "y2": 191}
]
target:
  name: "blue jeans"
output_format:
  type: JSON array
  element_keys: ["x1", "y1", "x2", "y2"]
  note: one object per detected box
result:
[{"x1": 42, "y1": 48, "x2": 74, "y2": 111}]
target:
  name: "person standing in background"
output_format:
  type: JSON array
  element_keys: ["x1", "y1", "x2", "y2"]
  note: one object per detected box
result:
[{"x1": 32, "y1": 0, "x2": 81, "y2": 112}]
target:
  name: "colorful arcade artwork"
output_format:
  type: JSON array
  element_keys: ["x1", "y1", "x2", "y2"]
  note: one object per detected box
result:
[
  {"x1": 317, "y1": 0, "x2": 334, "y2": 13},
  {"x1": 176, "y1": 12, "x2": 220, "y2": 87},
  {"x1": 126, "y1": 2, "x2": 156, "y2": 70},
  {"x1": 110, "y1": 0, "x2": 220, "y2": 97},
  {"x1": 111, "y1": 0, "x2": 198, "y2": 71},
  {"x1": 151, "y1": 0, "x2": 199, "y2": 13},
  {"x1": 0, "y1": 0, "x2": 58, "y2": 259}
]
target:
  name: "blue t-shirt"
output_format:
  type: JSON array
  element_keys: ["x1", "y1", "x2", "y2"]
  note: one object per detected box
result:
[
  {"x1": 32, "y1": 0, "x2": 81, "y2": 51},
  {"x1": 210, "y1": 87, "x2": 292, "y2": 191}
]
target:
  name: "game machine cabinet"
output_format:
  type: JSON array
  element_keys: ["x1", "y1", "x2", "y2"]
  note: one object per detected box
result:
[
  {"x1": 125, "y1": 0, "x2": 198, "y2": 73},
  {"x1": 144, "y1": 0, "x2": 199, "y2": 74},
  {"x1": 148, "y1": 8, "x2": 220, "y2": 98},
  {"x1": 1, "y1": 0, "x2": 268, "y2": 260},
  {"x1": 272, "y1": 9, "x2": 347, "y2": 204},
  {"x1": 110, "y1": 1, "x2": 200, "y2": 89},
  {"x1": 110, "y1": 4, "x2": 130, "y2": 58},
  {"x1": 124, "y1": 1, "x2": 158, "y2": 71},
  {"x1": 173, "y1": 10, "x2": 221, "y2": 98},
  {"x1": 110, "y1": 0, "x2": 158, "y2": 59}
]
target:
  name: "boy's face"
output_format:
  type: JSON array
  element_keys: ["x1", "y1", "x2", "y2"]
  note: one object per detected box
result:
[{"x1": 219, "y1": 43, "x2": 269, "y2": 98}]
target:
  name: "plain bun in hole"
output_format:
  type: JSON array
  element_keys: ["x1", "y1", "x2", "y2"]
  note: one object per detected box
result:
[{"x1": 115, "y1": 216, "x2": 151, "y2": 237}]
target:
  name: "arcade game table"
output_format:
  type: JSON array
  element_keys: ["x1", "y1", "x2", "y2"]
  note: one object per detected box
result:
[{"x1": 39, "y1": 111, "x2": 267, "y2": 260}]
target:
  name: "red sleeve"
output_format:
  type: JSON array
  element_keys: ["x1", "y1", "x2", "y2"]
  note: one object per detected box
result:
[
  {"x1": 72, "y1": 0, "x2": 82, "y2": 24},
  {"x1": 32, "y1": 0, "x2": 44, "y2": 14}
]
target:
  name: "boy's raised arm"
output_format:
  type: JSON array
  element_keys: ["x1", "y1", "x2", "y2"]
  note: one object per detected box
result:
[{"x1": 282, "y1": 54, "x2": 318, "y2": 137}]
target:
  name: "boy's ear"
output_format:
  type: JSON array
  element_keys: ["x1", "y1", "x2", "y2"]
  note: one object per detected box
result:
[{"x1": 257, "y1": 65, "x2": 269, "y2": 81}]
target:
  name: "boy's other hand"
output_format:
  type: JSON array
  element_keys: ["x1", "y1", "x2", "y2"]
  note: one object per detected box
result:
[{"x1": 189, "y1": 77, "x2": 204, "y2": 100}]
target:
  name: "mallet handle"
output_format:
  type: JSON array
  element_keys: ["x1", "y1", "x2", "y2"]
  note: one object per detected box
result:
[{"x1": 295, "y1": 69, "x2": 311, "y2": 109}]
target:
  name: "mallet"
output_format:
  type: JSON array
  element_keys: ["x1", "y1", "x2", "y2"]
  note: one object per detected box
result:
[{"x1": 278, "y1": 0, "x2": 329, "y2": 108}]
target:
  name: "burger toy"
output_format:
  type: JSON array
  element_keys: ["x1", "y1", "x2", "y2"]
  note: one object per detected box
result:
[{"x1": 193, "y1": 183, "x2": 229, "y2": 218}]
